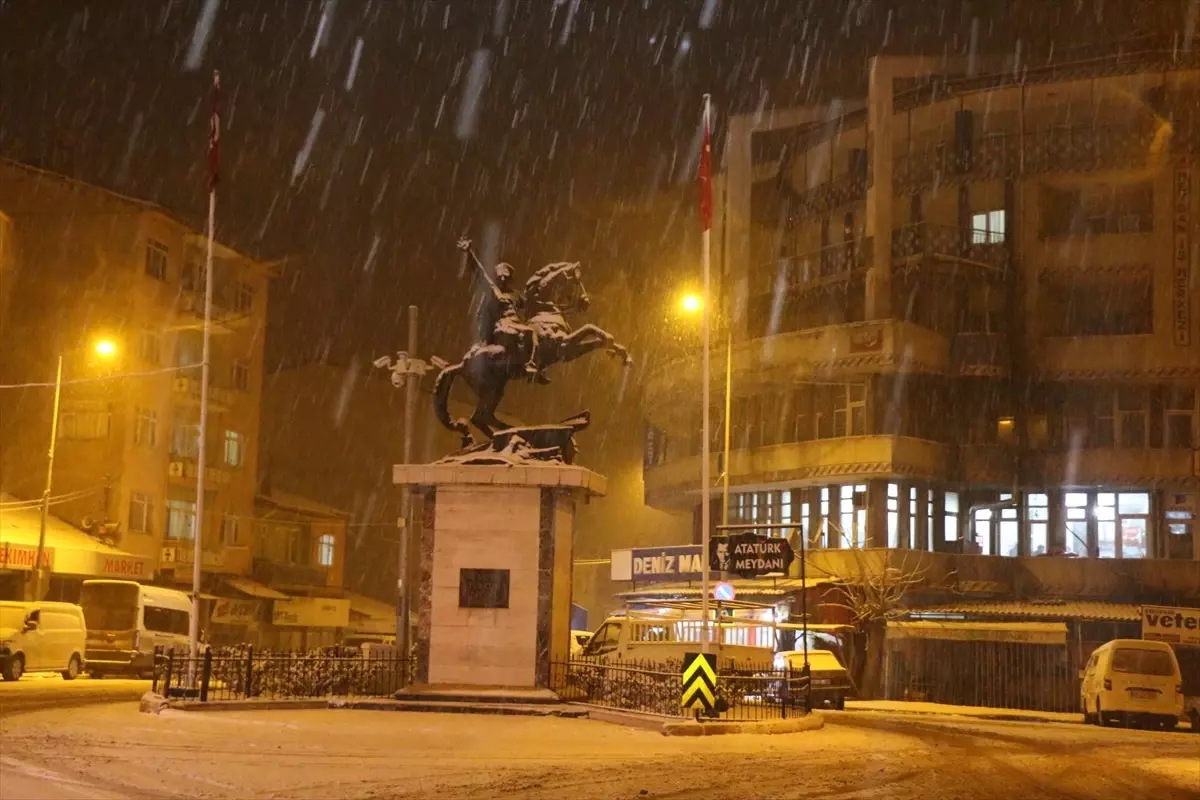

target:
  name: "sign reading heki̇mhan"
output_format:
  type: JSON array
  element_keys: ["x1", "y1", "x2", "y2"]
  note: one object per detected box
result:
[
  {"x1": 1142, "y1": 605, "x2": 1200, "y2": 647},
  {"x1": 1173, "y1": 168, "x2": 1192, "y2": 347},
  {"x1": 709, "y1": 532, "x2": 794, "y2": 578},
  {"x1": 681, "y1": 651, "x2": 717, "y2": 712}
]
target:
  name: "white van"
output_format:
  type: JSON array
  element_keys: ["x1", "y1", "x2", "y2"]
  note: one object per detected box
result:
[
  {"x1": 80, "y1": 580, "x2": 192, "y2": 678},
  {"x1": 0, "y1": 601, "x2": 87, "y2": 681},
  {"x1": 1081, "y1": 639, "x2": 1184, "y2": 730}
]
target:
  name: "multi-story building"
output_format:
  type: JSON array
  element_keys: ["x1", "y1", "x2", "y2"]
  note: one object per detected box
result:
[
  {"x1": 637, "y1": 51, "x2": 1200, "y2": 703},
  {"x1": 0, "y1": 160, "x2": 273, "y2": 601}
]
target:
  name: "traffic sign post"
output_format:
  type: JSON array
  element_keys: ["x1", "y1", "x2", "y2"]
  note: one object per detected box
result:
[{"x1": 681, "y1": 651, "x2": 717, "y2": 717}]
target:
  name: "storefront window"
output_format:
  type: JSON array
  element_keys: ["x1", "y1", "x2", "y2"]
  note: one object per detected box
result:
[
  {"x1": 1064, "y1": 492, "x2": 1088, "y2": 556},
  {"x1": 1027, "y1": 493, "x2": 1049, "y2": 555},
  {"x1": 999, "y1": 494, "x2": 1018, "y2": 556},
  {"x1": 1096, "y1": 493, "x2": 1117, "y2": 558},
  {"x1": 974, "y1": 509, "x2": 992, "y2": 555},
  {"x1": 1118, "y1": 492, "x2": 1149, "y2": 559}
]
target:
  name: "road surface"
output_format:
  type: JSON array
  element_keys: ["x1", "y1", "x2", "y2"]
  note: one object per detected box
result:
[
  {"x1": 0, "y1": 675, "x2": 149, "y2": 719},
  {"x1": 1, "y1": 703, "x2": 1196, "y2": 799}
]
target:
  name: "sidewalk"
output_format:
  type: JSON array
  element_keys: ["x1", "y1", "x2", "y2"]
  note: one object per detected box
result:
[{"x1": 845, "y1": 699, "x2": 1082, "y2": 725}]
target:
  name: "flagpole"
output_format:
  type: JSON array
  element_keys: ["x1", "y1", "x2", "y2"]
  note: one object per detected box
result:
[
  {"x1": 699, "y1": 94, "x2": 713, "y2": 656},
  {"x1": 190, "y1": 69, "x2": 219, "y2": 670}
]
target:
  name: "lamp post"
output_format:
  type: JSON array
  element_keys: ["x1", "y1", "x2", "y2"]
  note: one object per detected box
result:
[{"x1": 32, "y1": 338, "x2": 118, "y2": 601}]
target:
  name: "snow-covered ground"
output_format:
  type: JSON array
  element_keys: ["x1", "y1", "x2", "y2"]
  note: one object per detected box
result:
[{"x1": 1, "y1": 704, "x2": 1197, "y2": 799}]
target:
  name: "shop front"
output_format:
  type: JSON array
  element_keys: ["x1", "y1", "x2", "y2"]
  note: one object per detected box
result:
[{"x1": 267, "y1": 596, "x2": 351, "y2": 650}]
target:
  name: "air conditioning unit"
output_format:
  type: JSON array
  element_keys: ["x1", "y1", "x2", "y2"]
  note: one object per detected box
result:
[
  {"x1": 161, "y1": 547, "x2": 177, "y2": 564},
  {"x1": 168, "y1": 461, "x2": 185, "y2": 478}
]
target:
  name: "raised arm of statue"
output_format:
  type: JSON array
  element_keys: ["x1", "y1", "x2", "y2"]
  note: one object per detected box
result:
[{"x1": 457, "y1": 237, "x2": 498, "y2": 293}]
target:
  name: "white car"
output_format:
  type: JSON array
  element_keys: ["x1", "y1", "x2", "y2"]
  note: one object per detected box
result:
[
  {"x1": 1081, "y1": 639, "x2": 1184, "y2": 730},
  {"x1": 569, "y1": 630, "x2": 592, "y2": 658},
  {"x1": 0, "y1": 601, "x2": 87, "y2": 681}
]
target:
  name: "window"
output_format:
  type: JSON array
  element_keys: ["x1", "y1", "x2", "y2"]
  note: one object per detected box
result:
[
  {"x1": 58, "y1": 408, "x2": 111, "y2": 440},
  {"x1": 182, "y1": 262, "x2": 206, "y2": 292},
  {"x1": 1117, "y1": 492, "x2": 1150, "y2": 559},
  {"x1": 223, "y1": 430, "x2": 244, "y2": 467},
  {"x1": 166, "y1": 498, "x2": 196, "y2": 541},
  {"x1": 838, "y1": 484, "x2": 867, "y2": 548},
  {"x1": 1112, "y1": 648, "x2": 1175, "y2": 677},
  {"x1": 171, "y1": 423, "x2": 200, "y2": 459},
  {"x1": 971, "y1": 209, "x2": 1006, "y2": 243},
  {"x1": 819, "y1": 487, "x2": 831, "y2": 548},
  {"x1": 143, "y1": 606, "x2": 190, "y2": 635},
  {"x1": 974, "y1": 509, "x2": 993, "y2": 555},
  {"x1": 926, "y1": 490, "x2": 936, "y2": 551},
  {"x1": 830, "y1": 383, "x2": 866, "y2": 438},
  {"x1": 1064, "y1": 492, "x2": 1089, "y2": 557},
  {"x1": 138, "y1": 330, "x2": 161, "y2": 365},
  {"x1": 234, "y1": 282, "x2": 254, "y2": 314},
  {"x1": 1027, "y1": 493, "x2": 1049, "y2": 555},
  {"x1": 1043, "y1": 277, "x2": 1153, "y2": 337},
  {"x1": 908, "y1": 486, "x2": 920, "y2": 550},
  {"x1": 1165, "y1": 388, "x2": 1196, "y2": 449},
  {"x1": 176, "y1": 331, "x2": 202, "y2": 368},
  {"x1": 317, "y1": 533, "x2": 335, "y2": 567},
  {"x1": 887, "y1": 483, "x2": 900, "y2": 548},
  {"x1": 145, "y1": 239, "x2": 168, "y2": 280},
  {"x1": 1093, "y1": 390, "x2": 1115, "y2": 448},
  {"x1": 129, "y1": 492, "x2": 153, "y2": 534},
  {"x1": 999, "y1": 494, "x2": 1019, "y2": 557},
  {"x1": 944, "y1": 492, "x2": 959, "y2": 541},
  {"x1": 231, "y1": 360, "x2": 250, "y2": 391},
  {"x1": 1117, "y1": 388, "x2": 1147, "y2": 448},
  {"x1": 222, "y1": 515, "x2": 240, "y2": 546},
  {"x1": 134, "y1": 407, "x2": 157, "y2": 447}
]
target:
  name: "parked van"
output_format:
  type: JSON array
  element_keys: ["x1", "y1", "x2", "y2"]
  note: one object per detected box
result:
[
  {"x1": 1080, "y1": 639, "x2": 1184, "y2": 729},
  {"x1": 79, "y1": 580, "x2": 191, "y2": 678},
  {"x1": 580, "y1": 615, "x2": 774, "y2": 669},
  {"x1": 0, "y1": 601, "x2": 87, "y2": 681},
  {"x1": 774, "y1": 649, "x2": 854, "y2": 710}
]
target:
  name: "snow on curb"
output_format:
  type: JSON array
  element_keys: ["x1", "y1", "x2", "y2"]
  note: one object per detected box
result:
[
  {"x1": 139, "y1": 692, "x2": 170, "y2": 715},
  {"x1": 661, "y1": 712, "x2": 824, "y2": 737}
]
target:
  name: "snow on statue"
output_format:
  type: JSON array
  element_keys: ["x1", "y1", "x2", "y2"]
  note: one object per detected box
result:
[{"x1": 429, "y1": 237, "x2": 632, "y2": 457}]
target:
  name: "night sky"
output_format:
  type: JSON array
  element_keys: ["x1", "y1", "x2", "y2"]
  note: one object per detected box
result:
[{"x1": 0, "y1": 0, "x2": 1178, "y2": 386}]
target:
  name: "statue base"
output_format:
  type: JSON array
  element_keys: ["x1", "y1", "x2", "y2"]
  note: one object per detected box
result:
[
  {"x1": 393, "y1": 461, "x2": 606, "y2": 691},
  {"x1": 438, "y1": 413, "x2": 590, "y2": 466}
]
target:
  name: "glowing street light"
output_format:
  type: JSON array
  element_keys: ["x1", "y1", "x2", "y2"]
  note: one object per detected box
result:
[
  {"x1": 679, "y1": 292, "x2": 704, "y2": 315},
  {"x1": 93, "y1": 338, "x2": 118, "y2": 359}
]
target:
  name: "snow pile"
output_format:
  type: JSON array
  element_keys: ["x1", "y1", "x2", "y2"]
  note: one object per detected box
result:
[{"x1": 139, "y1": 692, "x2": 169, "y2": 715}]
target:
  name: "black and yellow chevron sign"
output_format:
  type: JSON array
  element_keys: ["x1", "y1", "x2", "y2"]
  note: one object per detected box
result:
[{"x1": 681, "y1": 652, "x2": 717, "y2": 712}]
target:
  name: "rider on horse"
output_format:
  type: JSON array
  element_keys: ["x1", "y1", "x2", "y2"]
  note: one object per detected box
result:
[{"x1": 462, "y1": 240, "x2": 546, "y2": 384}]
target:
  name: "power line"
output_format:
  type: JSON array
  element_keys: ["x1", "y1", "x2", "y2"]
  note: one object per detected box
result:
[{"x1": 0, "y1": 363, "x2": 203, "y2": 390}]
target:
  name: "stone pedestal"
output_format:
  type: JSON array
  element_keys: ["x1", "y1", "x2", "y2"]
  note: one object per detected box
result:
[{"x1": 393, "y1": 463, "x2": 606, "y2": 690}]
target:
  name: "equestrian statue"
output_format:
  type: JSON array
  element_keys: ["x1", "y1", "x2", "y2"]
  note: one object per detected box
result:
[{"x1": 431, "y1": 238, "x2": 633, "y2": 452}]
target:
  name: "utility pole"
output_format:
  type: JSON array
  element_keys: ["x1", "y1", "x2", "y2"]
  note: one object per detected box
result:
[
  {"x1": 397, "y1": 305, "x2": 419, "y2": 661},
  {"x1": 32, "y1": 355, "x2": 63, "y2": 602}
]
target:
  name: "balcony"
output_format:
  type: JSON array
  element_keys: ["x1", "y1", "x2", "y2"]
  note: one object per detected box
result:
[
  {"x1": 1026, "y1": 448, "x2": 1199, "y2": 489},
  {"x1": 891, "y1": 224, "x2": 1008, "y2": 276},
  {"x1": 176, "y1": 290, "x2": 252, "y2": 332},
  {"x1": 1032, "y1": 335, "x2": 1199, "y2": 382},
  {"x1": 160, "y1": 544, "x2": 251, "y2": 575},
  {"x1": 956, "y1": 444, "x2": 1016, "y2": 486},
  {"x1": 252, "y1": 558, "x2": 329, "y2": 589},
  {"x1": 171, "y1": 376, "x2": 237, "y2": 411},
  {"x1": 168, "y1": 458, "x2": 234, "y2": 487},
  {"x1": 643, "y1": 435, "x2": 950, "y2": 510}
]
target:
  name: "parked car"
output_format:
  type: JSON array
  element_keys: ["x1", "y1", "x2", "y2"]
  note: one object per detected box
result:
[
  {"x1": 80, "y1": 580, "x2": 191, "y2": 678},
  {"x1": 774, "y1": 649, "x2": 853, "y2": 710},
  {"x1": 1080, "y1": 639, "x2": 1184, "y2": 730},
  {"x1": 0, "y1": 601, "x2": 87, "y2": 681},
  {"x1": 569, "y1": 630, "x2": 592, "y2": 658}
]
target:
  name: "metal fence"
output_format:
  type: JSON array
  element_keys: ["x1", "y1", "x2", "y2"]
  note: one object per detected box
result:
[
  {"x1": 549, "y1": 657, "x2": 812, "y2": 721},
  {"x1": 152, "y1": 646, "x2": 411, "y2": 702}
]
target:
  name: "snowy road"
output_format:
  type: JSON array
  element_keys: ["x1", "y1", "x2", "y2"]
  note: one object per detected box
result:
[
  {"x1": 0, "y1": 676, "x2": 150, "y2": 719},
  {"x1": 1, "y1": 704, "x2": 1196, "y2": 800}
]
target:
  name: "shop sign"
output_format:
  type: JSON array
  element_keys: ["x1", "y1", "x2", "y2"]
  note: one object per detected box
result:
[
  {"x1": 1142, "y1": 605, "x2": 1200, "y2": 648},
  {"x1": 211, "y1": 598, "x2": 261, "y2": 625},
  {"x1": 95, "y1": 554, "x2": 152, "y2": 580},
  {"x1": 0, "y1": 543, "x2": 54, "y2": 572},
  {"x1": 1172, "y1": 168, "x2": 1192, "y2": 347},
  {"x1": 848, "y1": 326, "x2": 883, "y2": 353},
  {"x1": 611, "y1": 546, "x2": 705, "y2": 583},
  {"x1": 272, "y1": 597, "x2": 350, "y2": 628},
  {"x1": 709, "y1": 532, "x2": 794, "y2": 578}
]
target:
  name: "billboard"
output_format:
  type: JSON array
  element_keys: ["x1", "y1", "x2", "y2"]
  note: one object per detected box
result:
[{"x1": 1142, "y1": 605, "x2": 1200, "y2": 648}]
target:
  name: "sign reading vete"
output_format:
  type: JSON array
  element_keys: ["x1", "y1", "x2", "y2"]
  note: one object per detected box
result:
[
  {"x1": 1142, "y1": 605, "x2": 1200, "y2": 647},
  {"x1": 681, "y1": 651, "x2": 717, "y2": 713},
  {"x1": 709, "y1": 532, "x2": 794, "y2": 578},
  {"x1": 610, "y1": 546, "x2": 705, "y2": 583}
]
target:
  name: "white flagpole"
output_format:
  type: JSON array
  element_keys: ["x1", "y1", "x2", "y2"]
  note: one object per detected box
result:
[
  {"x1": 190, "y1": 69, "x2": 219, "y2": 671},
  {"x1": 700, "y1": 94, "x2": 713, "y2": 656}
]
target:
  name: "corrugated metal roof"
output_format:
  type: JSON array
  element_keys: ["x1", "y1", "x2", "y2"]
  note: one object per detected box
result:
[
  {"x1": 909, "y1": 600, "x2": 1142, "y2": 623},
  {"x1": 617, "y1": 577, "x2": 834, "y2": 600}
]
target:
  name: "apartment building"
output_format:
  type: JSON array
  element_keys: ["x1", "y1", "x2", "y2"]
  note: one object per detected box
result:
[{"x1": 0, "y1": 160, "x2": 271, "y2": 600}]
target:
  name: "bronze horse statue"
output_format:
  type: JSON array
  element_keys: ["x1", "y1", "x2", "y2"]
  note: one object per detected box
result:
[{"x1": 433, "y1": 244, "x2": 632, "y2": 446}]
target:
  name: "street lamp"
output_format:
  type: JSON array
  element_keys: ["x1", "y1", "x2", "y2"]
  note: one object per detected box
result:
[{"x1": 32, "y1": 337, "x2": 119, "y2": 600}]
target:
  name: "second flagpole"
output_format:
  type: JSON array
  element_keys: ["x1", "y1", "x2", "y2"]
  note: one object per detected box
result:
[{"x1": 699, "y1": 94, "x2": 712, "y2": 656}]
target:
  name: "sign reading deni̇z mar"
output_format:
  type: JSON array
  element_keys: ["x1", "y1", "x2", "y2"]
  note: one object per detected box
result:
[
  {"x1": 610, "y1": 546, "x2": 705, "y2": 583},
  {"x1": 1142, "y1": 605, "x2": 1200, "y2": 647}
]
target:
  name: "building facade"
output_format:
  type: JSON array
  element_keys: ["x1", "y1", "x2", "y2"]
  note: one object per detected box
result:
[
  {"x1": 0, "y1": 160, "x2": 272, "y2": 600},
  {"x1": 643, "y1": 53, "x2": 1200, "y2": 575}
]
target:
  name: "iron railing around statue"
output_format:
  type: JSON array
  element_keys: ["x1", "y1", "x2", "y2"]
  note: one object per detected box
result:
[
  {"x1": 549, "y1": 657, "x2": 812, "y2": 721},
  {"x1": 152, "y1": 646, "x2": 412, "y2": 702}
]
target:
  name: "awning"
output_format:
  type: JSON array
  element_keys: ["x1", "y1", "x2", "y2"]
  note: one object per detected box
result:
[
  {"x1": 617, "y1": 577, "x2": 834, "y2": 600},
  {"x1": 224, "y1": 576, "x2": 289, "y2": 600},
  {"x1": 0, "y1": 495, "x2": 153, "y2": 579},
  {"x1": 909, "y1": 600, "x2": 1142, "y2": 623},
  {"x1": 887, "y1": 620, "x2": 1068, "y2": 646}
]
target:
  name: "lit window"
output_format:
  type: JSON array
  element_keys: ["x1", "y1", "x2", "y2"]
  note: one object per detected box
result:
[
  {"x1": 171, "y1": 423, "x2": 200, "y2": 459},
  {"x1": 129, "y1": 492, "x2": 154, "y2": 534},
  {"x1": 317, "y1": 534, "x2": 335, "y2": 567},
  {"x1": 1027, "y1": 493, "x2": 1049, "y2": 556},
  {"x1": 944, "y1": 491, "x2": 959, "y2": 541},
  {"x1": 971, "y1": 210, "x2": 1006, "y2": 244},
  {"x1": 887, "y1": 483, "x2": 900, "y2": 548},
  {"x1": 145, "y1": 239, "x2": 168, "y2": 280},
  {"x1": 223, "y1": 430, "x2": 244, "y2": 467},
  {"x1": 166, "y1": 498, "x2": 196, "y2": 541},
  {"x1": 134, "y1": 407, "x2": 158, "y2": 447}
]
